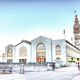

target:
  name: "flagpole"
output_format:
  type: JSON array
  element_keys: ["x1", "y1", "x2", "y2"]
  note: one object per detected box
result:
[
  {"x1": 71, "y1": 37, "x2": 73, "y2": 44},
  {"x1": 74, "y1": 10, "x2": 76, "y2": 15},
  {"x1": 63, "y1": 29, "x2": 66, "y2": 40}
]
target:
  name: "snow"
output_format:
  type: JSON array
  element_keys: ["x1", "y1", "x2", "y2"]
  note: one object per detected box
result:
[
  {"x1": 0, "y1": 65, "x2": 80, "y2": 80},
  {"x1": 72, "y1": 75, "x2": 80, "y2": 80}
]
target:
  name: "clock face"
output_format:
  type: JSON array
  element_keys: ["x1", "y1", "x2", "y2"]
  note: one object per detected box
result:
[{"x1": 74, "y1": 26, "x2": 79, "y2": 33}]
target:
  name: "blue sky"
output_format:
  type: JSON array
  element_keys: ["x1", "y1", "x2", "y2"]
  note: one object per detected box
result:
[{"x1": 0, "y1": 0, "x2": 80, "y2": 51}]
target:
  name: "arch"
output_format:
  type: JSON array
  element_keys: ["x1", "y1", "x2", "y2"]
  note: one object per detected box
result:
[
  {"x1": 19, "y1": 46, "x2": 27, "y2": 64},
  {"x1": 56, "y1": 45, "x2": 61, "y2": 55},
  {"x1": 19, "y1": 46, "x2": 27, "y2": 57},
  {"x1": 7, "y1": 48, "x2": 13, "y2": 57},
  {"x1": 36, "y1": 43, "x2": 46, "y2": 63},
  {"x1": 55, "y1": 57, "x2": 61, "y2": 63},
  {"x1": 7, "y1": 48, "x2": 13, "y2": 63}
]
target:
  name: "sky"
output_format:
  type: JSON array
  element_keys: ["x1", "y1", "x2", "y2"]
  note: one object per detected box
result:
[{"x1": 0, "y1": 0, "x2": 80, "y2": 52}]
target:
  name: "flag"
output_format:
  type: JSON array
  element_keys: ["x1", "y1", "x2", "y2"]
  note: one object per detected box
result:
[
  {"x1": 74, "y1": 10, "x2": 76, "y2": 13},
  {"x1": 63, "y1": 29, "x2": 66, "y2": 39},
  {"x1": 63, "y1": 29, "x2": 65, "y2": 34}
]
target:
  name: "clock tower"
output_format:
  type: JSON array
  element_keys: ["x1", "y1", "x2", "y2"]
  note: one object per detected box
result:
[{"x1": 73, "y1": 15, "x2": 80, "y2": 48}]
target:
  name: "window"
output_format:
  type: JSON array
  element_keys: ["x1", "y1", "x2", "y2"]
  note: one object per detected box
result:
[
  {"x1": 7, "y1": 59, "x2": 13, "y2": 64},
  {"x1": 36, "y1": 43, "x2": 46, "y2": 63},
  {"x1": 19, "y1": 46, "x2": 27, "y2": 57},
  {"x1": 7, "y1": 48, "x2": 13, "y2": 57},
  {"x1": 55, "y1": 57, "x2": 61, "y2": 63},
  {"x1": 56, "y1": 45, "x2": 61, "y2": 55},
  {"x1": 19, "y1": 59, "x2": 26, "y2": 64},
  {"x1": 19, "y1": 46, "x2": 27, "y2": 64}
]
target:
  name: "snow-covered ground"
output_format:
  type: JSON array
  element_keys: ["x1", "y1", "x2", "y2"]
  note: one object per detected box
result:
[
  {"x1": 0, "y1": 65, "x2": 80, "y2": 80},
  {"x1": 72, "y1": 75, "x2": 80, "y2": 80}
]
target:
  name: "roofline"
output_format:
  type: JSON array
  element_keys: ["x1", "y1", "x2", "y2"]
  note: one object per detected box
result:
[
  {"x1": 31, "y1": 36, "x2": 52, "y2": 42},
  {"x1": 15, "y1": 40, "x2": 31, "y2": 47},
  {"x1": 65, "y1": 40, "x2": 80, "y2": 51}
]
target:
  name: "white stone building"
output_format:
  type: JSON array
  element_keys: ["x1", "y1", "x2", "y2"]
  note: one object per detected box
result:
[
  {"x1": 4, "y1": 36, "x2": 80, "y2": 66},
  {"x1": 5, "y1": 40, "x2": 31, "y2": 64},
  {"x1": 3, "y1": 14, "x2": 80, "y2": 65}
]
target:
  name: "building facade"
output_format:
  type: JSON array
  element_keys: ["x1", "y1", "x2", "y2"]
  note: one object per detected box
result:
[
  {"x1": 5, "y1": 40, "x2": 31, "y2": 64},
  {"x1": 1, "y1": 14, "x2": 80, "y2": 66},
  {"x1": 31, "y1": 36, "x2": 67, "y2": 65},
  {"x1": 4, "y1": 36, "x2": 80, "y2": 66}
]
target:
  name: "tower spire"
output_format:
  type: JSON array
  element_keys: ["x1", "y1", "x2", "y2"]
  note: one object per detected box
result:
[
  {"x1": 74, "y1": 10, "x2": 79, "y2": 25},
  {"x1": 73, "y1": 11, "x2": 80, "y2": 49},
  {"x1": 73, "y1": 13, "x2": 80, "y2": 33},
  {"x1": 74, "y1": 15, "x2": 79, "y2": 25}
]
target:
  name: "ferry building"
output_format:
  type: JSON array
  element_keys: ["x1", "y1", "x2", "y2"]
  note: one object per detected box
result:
[{"x1": 4, "y1": 14, "x2": 80, "y2": 66}]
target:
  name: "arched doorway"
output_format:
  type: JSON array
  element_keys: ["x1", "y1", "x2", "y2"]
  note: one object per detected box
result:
[
  {"x1": 36, "y1": 43, "x2": 46, "y2": 64},
  {"x1": 19, "y1": 46, "x2": 27, "y2": 64},
  {"x1": 55, "y1": 45, "x2": 62, "y2": 63},
  {"x1": 7, "y1": 48, "x2": 13, "y2": 63}
]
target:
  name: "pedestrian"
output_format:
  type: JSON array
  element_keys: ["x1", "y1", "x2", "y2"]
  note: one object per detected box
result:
[
  {"x1": 52, "y1": 62, "x2": 55, "y2": 70},
  {"x1": 47, "y1": 63, "x2": 51, "y2": 70},
  {"x1": 78, "y1": 62, "x2": 80, "y2": 75},
  {"x1": 20, "y1": 64, "x2": 24, "y2": 74}
]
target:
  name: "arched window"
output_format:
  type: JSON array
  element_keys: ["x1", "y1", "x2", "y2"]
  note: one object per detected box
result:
[
  {"x1": 56, "y1": 45, "x2": 61, "y2": 55},
  {"x1": 36, "y1": 43, "x2": 46, "y2": 63},
  {"x1": 7, "y1": 48, "x2": 13, "y2": 57},
  {"x1": 7, "y1": 48, "x2": 13, "y2": 63},
  {"x1": 19, "y1": 46, "x2": 27, "y2": 64},
  {"x1": 55, "y1": 57, "x2": 61, "y2": 63},
  {"x1": 19, "y1": 46, "x2": 27, "y2": 57}
]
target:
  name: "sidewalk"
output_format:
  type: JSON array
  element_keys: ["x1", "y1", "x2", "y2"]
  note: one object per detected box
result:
[{"x1": 72, "y1": 75, "x2": 80, "y2": 80}]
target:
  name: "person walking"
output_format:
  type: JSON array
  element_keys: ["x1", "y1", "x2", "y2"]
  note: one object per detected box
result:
[
  {"x1": 20, "y1": 64, "x2": 24, "y2": 74},
  {"x1": 78, "y1": 62, "x2": 80, "y2": 75},
  {"x1": 52, "y1": 62, "x2": 55, "y2": 70}
]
